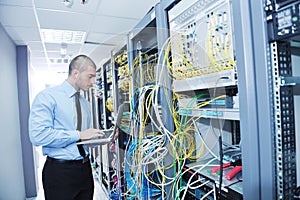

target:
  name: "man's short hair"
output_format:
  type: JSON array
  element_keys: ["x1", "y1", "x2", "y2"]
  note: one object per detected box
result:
[{"x1": 68, "y1": 55, "x2": 96, "y2": 76}]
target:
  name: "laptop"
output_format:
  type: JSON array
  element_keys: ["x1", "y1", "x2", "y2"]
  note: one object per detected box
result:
[{"x1": 77, "y1": 103, "x2": 125, "y2": 145}]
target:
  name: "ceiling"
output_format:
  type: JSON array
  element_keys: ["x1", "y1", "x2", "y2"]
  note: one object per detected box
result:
[{"x1": 0, "y1": 0, "x2": 159, "y2": 77}]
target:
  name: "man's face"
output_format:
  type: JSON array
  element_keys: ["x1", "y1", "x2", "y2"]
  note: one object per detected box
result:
[{"x1": 75, "y1": 65, "x2": 96, "y2": 91}]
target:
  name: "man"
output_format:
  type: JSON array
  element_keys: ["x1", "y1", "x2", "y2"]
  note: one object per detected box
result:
[{"x1": 29, "y1": 55, "x2": 103, "y2": 200}]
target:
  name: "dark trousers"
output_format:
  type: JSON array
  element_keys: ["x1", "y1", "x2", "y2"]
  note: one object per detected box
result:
[{"x1": 42, "y1": 157, "x2": 94, "y2": 200}]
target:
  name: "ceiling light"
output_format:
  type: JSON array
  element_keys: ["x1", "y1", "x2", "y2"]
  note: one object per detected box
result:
[
  {"x1": 60, "y1": 43, "x2": 67, "y2": 57},
  {"x1": 49, "y1": 57, "x2": 70, "y2": 64},
  {"x1": 41, "y1": 29, "x2": 86, "y2": 44}
]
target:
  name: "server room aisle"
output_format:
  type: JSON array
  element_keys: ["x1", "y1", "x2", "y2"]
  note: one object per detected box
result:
[{"x1": 26, "y1": 148, "x2": 108, "y2": 200}]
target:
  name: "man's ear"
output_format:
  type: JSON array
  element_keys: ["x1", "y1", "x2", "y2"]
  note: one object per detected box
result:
[{"x1": 73, "y1": 69, "x2": 79, "y2": 79}]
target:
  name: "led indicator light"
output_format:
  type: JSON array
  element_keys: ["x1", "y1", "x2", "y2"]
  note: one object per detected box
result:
[{"x1": 292, "y1": 16, "x2": 298, "y2": 22}]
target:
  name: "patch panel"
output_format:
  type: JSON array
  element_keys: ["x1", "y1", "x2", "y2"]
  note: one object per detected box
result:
[{"x1": 169, "y1": 0, "x2": 236, "y2": 88}]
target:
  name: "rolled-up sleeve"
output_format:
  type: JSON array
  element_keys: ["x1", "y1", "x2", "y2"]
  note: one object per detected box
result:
[{"x1": 29, "y1": 92, "x2": 80, "y2": 148}]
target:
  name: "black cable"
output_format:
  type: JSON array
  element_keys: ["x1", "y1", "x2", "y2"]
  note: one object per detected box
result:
[
  {"x1": 212, "y1": 77, "x2": 227, "y2": 200},
  {"x1": 218, "y1": 135, "x2": 223, "y2": 200}
]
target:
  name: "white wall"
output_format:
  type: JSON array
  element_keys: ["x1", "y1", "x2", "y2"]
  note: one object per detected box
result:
[{"x1": 0, "y1": 24, "x2": 26, "y2": 199}]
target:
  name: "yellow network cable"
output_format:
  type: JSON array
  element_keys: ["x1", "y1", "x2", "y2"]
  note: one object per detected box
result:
[
  {"x1": 121, "y1": 11, "x2": 237, "y2": 200},
  {"x1": 164, "y1": 13, "x2": 237, "y2": 81},
  {"x1": 106, "y1": 97, "x2": 114, "y2": 112}
]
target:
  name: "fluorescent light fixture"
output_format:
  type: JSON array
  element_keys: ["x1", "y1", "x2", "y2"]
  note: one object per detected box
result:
[
  {"x1": 49, "y1": 58, "x2": 70, "y2": 64},
  {"x1": 41, "y1": 29, "x2": 86, "y2": 44},
  {"x1": 60, "y1": 43, "x2": 67, "y2": 57}
]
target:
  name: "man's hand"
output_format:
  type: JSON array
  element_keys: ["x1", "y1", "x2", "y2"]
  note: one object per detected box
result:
[{"x1": 79, "y1": 128, "x2": 104, "y2": 140}]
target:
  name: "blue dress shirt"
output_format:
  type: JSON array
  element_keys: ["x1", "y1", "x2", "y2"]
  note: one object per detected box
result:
[{"x1": 29, "y1": 81, "x2": 91, "y2": 160}]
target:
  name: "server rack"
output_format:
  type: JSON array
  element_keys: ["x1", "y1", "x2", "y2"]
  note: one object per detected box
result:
[
  {"x1": 83, "y1": 75, "x2": 110, "y2": 198},
  {"x1": 111, "y1": 42, "x2": 130, "y2": 200},
  {"x1": 164, "y1": 0, "x2": 242, "y2": 199},
  {"x1": 266, "y1": 1, "x2": 300, "y2": 199},
  {"x1": 92, "y1": 59, "x2": 116, "y2": 198},
  {"x1": 91, "y1": 0, "x2": 300, "y2": 199},
  {"x1": 125, "y1": 4, "x2": 164, "y2": 199},
  {"x1": 104, "y1": 58, "x2": 118, "y2": 198},
  {"x1": 91, "y1": 5, "x2": 163, "y2": 198},
  {"x1": 232, "y1": 0, "x2": 300, "y2": 199}
]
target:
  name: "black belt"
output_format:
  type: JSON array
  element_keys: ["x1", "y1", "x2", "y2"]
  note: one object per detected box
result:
[{"x1": 46, "y1": 156, "x2": 90, "y2": 164}]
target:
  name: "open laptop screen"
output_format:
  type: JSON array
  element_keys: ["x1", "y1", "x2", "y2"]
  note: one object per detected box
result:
[{"x1": 77, "y1": 103, "x2": 127, "y2": 145}]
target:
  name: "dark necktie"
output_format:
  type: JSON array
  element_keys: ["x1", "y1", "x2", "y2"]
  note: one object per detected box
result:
[{"x1": 75, "y1": 92, "x2": 86, "y2": 158}]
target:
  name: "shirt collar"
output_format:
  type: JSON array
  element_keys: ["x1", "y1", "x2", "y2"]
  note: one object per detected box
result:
[{"x1": 62, "y1": 80, "x2": 78, "y2": 98}]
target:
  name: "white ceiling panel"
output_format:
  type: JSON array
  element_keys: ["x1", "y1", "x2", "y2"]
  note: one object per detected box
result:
[
  {"x1": 0, "y1": 0, "x2": 32, "y2": 7},
  {"x1": 46, "y1": 51, "x2": 64, "y2": 58},
  {"x1": 87, "y1": 44, "x2": 113, "y2": 66},
  {"x1": 4, "y1": 26, "x2": 40, "y2": 42},
  {"x1": 104, "y1": 34, "x2": 127, "y2": 47},
  {"x1": 37, "y1": 9, "x2": 93, "y2": 31},
  {"x1": 91, "y1": 15, "x2": 138, "y2": 34},
  {"x1": 34, "y1": 0, "x2": 100, "y2": 15},
  {"x1": 44, "y1": 43, "x2": 81, "y2": 51},
  {"x1": 28, "y1": 41, "x2": 44, "y2": 51},
  {"x1": 85, "y1": 32, "x2": 117, "y2": 44},
  {"x1": 79, "y1": 43, "x2": 99, "y2": 54},
  {"x1": 97, "y1": 0, "x2": 159, "y2": 19},
  {"x1": 44, "y1": 43, "x2": 62, "y2": 51},
  {"x1": 63, "y1": 47, "x2": 80, "y2": 56},
  {"x1": 0, "y1": 5, "x2": 36, "y2": 27},
  {"x1": 45, "y1": 43, "x2": 82, "y2": 59}
]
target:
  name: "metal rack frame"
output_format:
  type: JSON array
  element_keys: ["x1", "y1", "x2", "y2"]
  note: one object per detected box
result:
[
  {"x1": 271, "y1": 41, "x2": 297, "y2": 199},
  {"x1": 231, "y1": 0, "x2": 274, "y2": 199}
]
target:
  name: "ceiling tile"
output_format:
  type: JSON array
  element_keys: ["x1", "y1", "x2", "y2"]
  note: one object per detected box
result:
[
  {"x1": 44, "y1": 43, "x2": 83, "y2": 59},
  {"x1": 44, "y1": 43, "x2": 61, "y2": 51},
  {"x1": 91, "y1": 15, "x2": 138, "y2": 34},
  {"x1": 44, "y1": 43, "x2": 81, "y2": 51},
  {"x1": 97, "y1": 0, "x2": 159, "y2": 19},
  {"x1": 34, "y1": 0, "x2": 100, "y2": 15},
  {"x1": 37, "y1": 9, "x2": 93, "y2": 31},
  {"x1": 85, "y1": 32, "x2": 116, "y2": 44},
  {"x1": 105, "y1": 34, "x2": 127, "y2": 47},
  {"x1": 80, "y1": 43, "x2": 99, "y2": 55},
  {"x1": 47, "y1": 51, "x2": 64, "y2": 58},
  {"x1": 4, "y1": 26, "x2": 40, "y2": 43},
  {"x1": 0, "y1": 0, "x2": 32, "y2": 7},
  {"x1": 0, "y1": 5, "x2": 36, "y2": 27},
  {"x1": 84, "y1": 44, "x2": 113, "y2": 66},
  {"x1": 28, "y1": 41, "x2": 44, "y2": 51}
]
